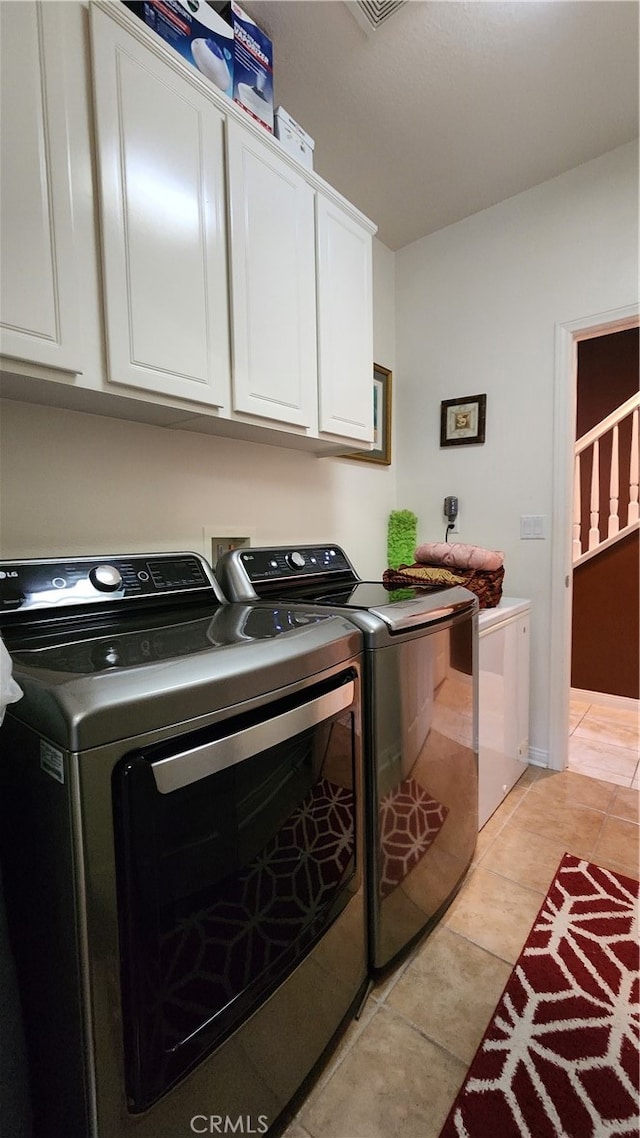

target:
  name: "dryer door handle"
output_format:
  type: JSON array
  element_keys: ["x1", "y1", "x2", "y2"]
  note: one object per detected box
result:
[{"x1": 150, "y1": 679, "x2": 355, "y2": 793}]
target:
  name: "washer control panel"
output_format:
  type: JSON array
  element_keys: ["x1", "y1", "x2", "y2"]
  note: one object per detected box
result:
[
  {"x1": 0, "y1": 553, "x2": 219, "y2": 614},
  {"x1": 239, "y1": 546, "x2": 353, "y2": 584}
]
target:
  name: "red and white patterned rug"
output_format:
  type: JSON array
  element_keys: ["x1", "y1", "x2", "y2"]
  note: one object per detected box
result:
[{"x1": 439, "y1": 852, "x2": 639, "y2": 1138}]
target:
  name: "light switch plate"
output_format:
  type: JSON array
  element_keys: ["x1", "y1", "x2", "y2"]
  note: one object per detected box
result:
[{"x1": 520, "y1": 515, "x2": 546, "y2": 539}]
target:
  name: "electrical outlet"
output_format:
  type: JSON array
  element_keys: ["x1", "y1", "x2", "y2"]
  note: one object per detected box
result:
[
  {"x1": 203, "y1": 528, "x2": 252, "y2": 568},
  {"x1": 211, "y1": 537, "x2": 250, "y2": 568}
]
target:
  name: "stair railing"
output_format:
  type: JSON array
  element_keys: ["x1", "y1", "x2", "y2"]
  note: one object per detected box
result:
[{"x1": 573, "y1": 392, "x2": 639, "y2": 563}]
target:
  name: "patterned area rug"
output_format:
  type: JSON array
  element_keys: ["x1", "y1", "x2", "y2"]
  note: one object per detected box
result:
[{"x1": 439, "y1": 852, "x2": 640, "y2": 1138}]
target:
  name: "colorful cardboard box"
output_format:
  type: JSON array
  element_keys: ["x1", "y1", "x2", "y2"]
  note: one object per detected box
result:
[
  {"x1": 221, "y1": 1, "x2": 274, "y2": 132},
  {"x1": 124, "y1": 1, "x2": 234, "y2": 98}
]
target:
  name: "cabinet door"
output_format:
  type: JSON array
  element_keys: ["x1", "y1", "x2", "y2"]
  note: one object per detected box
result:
[
  {"x1": 226, "y1": 121, "x2": 317, "y2": 428},
  {"x1": 478, "y1": 610, "x2": 530, "y2": 828},
  {"x1": 90, "y1": 8, "x2": 229, "y2": 407},
  {"x1": 0, "y1": 2, "x2": 81, "y2": 372},
  {"x1": 316, "y1": 195, "x2": 374, "y2": 442}
]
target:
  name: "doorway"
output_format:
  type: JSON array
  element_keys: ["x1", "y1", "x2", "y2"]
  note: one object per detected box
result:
[
  {"x1": 549, "y1": 304, "x2": 639, "y2": 778},
  {"x1": 568, "y1": 327, "x2": 639, "y2": 786}
]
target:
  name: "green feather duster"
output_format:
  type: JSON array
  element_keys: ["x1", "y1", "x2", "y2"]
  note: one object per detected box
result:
[{"x1": 387, "y1": 510, "x2": 418, "y2": 570}]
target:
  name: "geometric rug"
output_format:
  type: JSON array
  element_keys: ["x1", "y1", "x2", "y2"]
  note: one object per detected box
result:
[{"x1": 439, "y1": 852, "x2": 640, "y2": 1138}]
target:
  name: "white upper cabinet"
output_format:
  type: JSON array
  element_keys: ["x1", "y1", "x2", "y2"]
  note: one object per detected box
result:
[
  {"x1": 90, "y1": 6, "x2": 230, "y2": 407},
  {"x1": 316, "y1": 195, "x2": 374, "y2": 442},
  {"x1": 226, "y1": 121, "x2": 317, "y2": 429},
  {"x1": 0, "y1": 2, "x2": 81, "y2": 373},
  {"x1": 0, "y1": 0, "x2": 376, "y2": 451}
]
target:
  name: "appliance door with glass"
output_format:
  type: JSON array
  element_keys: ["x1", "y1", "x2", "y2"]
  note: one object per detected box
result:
[{"x1": 0, "y1": 630, "x2": 365, "y2": 1138}]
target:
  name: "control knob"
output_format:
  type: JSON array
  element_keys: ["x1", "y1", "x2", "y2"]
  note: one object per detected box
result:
[
  {"x1": 286, "y1": 551, "x2": 306, "y2": 570},
  {"x1": 89, "y1": 564, "x2": 123, "y2": 593},
  {"x1": 0, "y1": 585, "x2": 25, "y2": 610}
]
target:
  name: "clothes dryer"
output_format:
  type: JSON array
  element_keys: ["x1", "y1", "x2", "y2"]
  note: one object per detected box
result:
[{"x1": 0, "y1": 552, "x2": 367, "y2": 1136}]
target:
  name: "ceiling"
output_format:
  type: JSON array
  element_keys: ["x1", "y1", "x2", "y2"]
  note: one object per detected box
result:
[{"x1": 240, "y1": 0, "x2": 639, "y2": 250}]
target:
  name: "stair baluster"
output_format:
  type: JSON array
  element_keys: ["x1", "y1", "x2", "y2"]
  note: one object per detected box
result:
[
  {"x1": 608, "y1": 424, "x2": 619, "y2": 538},
  {"x1": 573, "y1": 393, "x2": 640, "y2": 566},
  {"x1": 629, "y1": 407, "x2": 639, "y2": 525},
  {"x1": 588, "y1": 438, "x2": 600, "y2": 551}
]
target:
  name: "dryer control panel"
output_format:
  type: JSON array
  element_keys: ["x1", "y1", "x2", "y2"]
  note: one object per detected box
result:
[{"x1": 0, "y1": 553, "x2": 221, "y2": 614}]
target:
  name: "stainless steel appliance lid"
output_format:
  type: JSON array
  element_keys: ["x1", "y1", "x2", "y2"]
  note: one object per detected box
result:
[
  {"x1": 0, "y1": 552, "x2": 363, "y2": 749},
  {"x1": 5, "y1": 605, "x2": 362, "y2": 751},
  {"x1": 215, "y1": 545, "x2": 478, "y2": 633},
  {"x1": 302, "y1": 581, "x2": 477, "y2": 630},
  {"x1": 6, "y1": 604, "x2": 344, "y2": 672}
]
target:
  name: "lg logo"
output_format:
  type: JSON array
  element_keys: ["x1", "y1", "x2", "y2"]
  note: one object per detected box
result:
[{"x1": 0, "y1": 570, "x2": 18, "y2": 579}]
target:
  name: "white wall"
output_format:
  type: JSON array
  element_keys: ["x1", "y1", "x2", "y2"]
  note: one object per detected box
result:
[
  {"x1": 394, "y1": 140, "x2": 639, "y2": 764},
  {"x1": 0, "y1": 238, "x2": 396, "y2": 579}
]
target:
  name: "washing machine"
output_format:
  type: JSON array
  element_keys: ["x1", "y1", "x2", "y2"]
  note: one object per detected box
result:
[
  {"x1": 0, "y1": 552, "x2": 367, "y2": 1136},
  {"x1": 216, "y1": 544, "x2": 479, "y2": 974}
]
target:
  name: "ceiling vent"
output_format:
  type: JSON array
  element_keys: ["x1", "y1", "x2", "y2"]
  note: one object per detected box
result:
[{"x1": 345, "y1": 1, "x2": 408, "y2": 34}]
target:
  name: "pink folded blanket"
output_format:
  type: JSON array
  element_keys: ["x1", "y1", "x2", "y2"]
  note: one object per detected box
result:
[{"x1": 415, "y1": 541, "x2": 504, "y2": 571}]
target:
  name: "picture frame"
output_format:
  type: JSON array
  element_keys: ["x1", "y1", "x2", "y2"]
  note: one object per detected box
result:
[
  {"x1": 440, "y1": 393, "x2": 487, "y2": 447},
  {"x1": 348, "y1": 364, "x2": 392, "y2": 465}
]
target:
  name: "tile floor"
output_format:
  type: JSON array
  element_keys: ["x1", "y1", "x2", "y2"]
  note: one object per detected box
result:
[
  {"x1": 568, "y1": 694, "x2": 639, "y2": 788},
  {"x1": 280, "y1": 765, "x2": 639, "y2": 1138}
]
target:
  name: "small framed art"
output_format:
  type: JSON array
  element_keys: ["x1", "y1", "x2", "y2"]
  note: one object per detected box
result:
[
  {"x1": 349, "y1": 364, "x2": 392, "y2": 465},
  {"x1": 440, "y1": 393, "x2": 486, "y2": 447}
]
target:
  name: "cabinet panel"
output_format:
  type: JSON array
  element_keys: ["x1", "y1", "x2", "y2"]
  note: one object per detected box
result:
[
  {"x1": 316, "y1": 196, "x2": 373, "y2": 442},
  {"x1": 90, "y1": 8, "x2": 229, "y2": 406},
  {"x1": 478, "y1": 602, "x2": 531, "y2": 829},
  {"x1": 0, "y1": 2, "x2": 81, "y2": 372},
  {"x1": 226, "y1": 121, "x2": 317, "y2": 428}
]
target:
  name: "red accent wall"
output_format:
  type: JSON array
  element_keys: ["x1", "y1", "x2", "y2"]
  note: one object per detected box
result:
[
  {"x1": 571, "y1": 328, "x2": 639, "y2": 699},
  {"x1": 571, "y1": 531, "x2": 639, "y2": 698}
]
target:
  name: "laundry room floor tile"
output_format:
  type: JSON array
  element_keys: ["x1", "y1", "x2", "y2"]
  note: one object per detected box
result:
[
  {"x1": 384, "y1": 926, "x2": 512, "y2": 1065},
  {"x1": 296, "y1": 1006, "x2": 466, "y2": 1138},
  {"x1": 477, "y1": 820, "x2": 574, "y2": 893},
  {"x1": 442, "y1": 866, "x2": 544, "y2": 963},
  {"x1": 280, "y1": 766, "x2": 639, "y2": 1138},
  {"x1": 506, "y1": 787, "x2": 606, "y2": 855},
  {"x1": 525, "y1": 767, "x2": 618, "y2": 812}
]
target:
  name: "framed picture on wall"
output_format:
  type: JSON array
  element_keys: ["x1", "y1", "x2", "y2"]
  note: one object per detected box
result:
[
  {"x1": 348, "y1": 364, "x2": 392, "y2": 465},
  {"x1": 440, "y1": 393, "x2": 487, "y2": 447}
]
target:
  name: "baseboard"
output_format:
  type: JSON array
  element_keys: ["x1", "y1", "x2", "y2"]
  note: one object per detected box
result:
[
  {"x1": 528, "y1": 747, "x2": 549, "y2": 768},
  {"x1": 570, "y1": 688, "x2": 639, "y2": 713}
]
